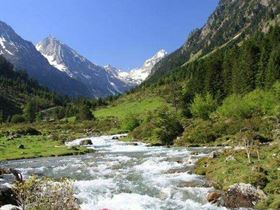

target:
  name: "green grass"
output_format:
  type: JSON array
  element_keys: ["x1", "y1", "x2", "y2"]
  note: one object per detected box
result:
[
  {"x1": 195, "y1": 142, "x2": 280, "y2": 209},
  {"x1": 94, "y1": 96, "x2": 166, "y2": 120},
  {"x1": 0, "y1": 136, "x2": 92, "y2": 161}
]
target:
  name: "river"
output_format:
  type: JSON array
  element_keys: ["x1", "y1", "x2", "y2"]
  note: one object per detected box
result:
[{"x1": 2, "y1": 135, "x2": 227, "y2": 210}]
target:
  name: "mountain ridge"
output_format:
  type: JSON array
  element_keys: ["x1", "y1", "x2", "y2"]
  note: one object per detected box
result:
[
  {"x1": 0, "y1": 21, "x2": 91, "y2": 97},
  {"x1": 148, "y1": 0, "x2": 280, "y2": 83}
]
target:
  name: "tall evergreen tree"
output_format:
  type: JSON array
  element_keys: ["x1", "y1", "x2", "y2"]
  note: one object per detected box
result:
[
  {"x1": 265, "y1": 47, "x2": 280, "y2": 88},
  {"x1": 23, "y1": 100, "x2": 37, "y2": 123}
]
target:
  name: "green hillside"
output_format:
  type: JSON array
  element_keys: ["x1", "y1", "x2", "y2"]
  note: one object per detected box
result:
[
  {"x1": 0, "y1": 55, "x2": 63, "y2": 121},
  {"x1": 148, "y1": 0, "x2": 280, "y2": 83}
]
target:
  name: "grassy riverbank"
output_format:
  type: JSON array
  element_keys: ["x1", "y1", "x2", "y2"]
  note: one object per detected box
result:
[
  {"x1": 195, "y1": 142, "x2": 280, "y2": 209},
  {"x1": 0, "y1": 136, "x2": 91, "y2": 161}
]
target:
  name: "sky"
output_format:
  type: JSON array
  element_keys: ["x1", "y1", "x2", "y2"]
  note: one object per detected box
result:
[{"x1": 0, "y1": 0, "x2": 219, "y2": 70}]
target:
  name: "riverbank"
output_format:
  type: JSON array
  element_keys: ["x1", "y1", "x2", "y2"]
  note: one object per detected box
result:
[
  {"x1": 194, "y1": 142, "x2": 280, "y2": 209},
  {"x1": 0, "y1": 123, "x2": 103, "y2": 161},
  {"x1": 1, "y1": 135, "x2": 225, "y2": 210},
  {"x1": 0, "y1": 121, "x2": 279, "y2": 209},
  {"x1": 0, "y1": 135, "x2": 93, "y2": 161}
]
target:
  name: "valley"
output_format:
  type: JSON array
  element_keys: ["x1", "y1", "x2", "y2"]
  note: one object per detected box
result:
[{"x1": 0, "y1": 0, "x2": 280, "y2": 209}]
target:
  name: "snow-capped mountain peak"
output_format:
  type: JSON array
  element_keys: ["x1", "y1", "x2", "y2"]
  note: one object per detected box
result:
[
  {"x1": 118, "y1": 49, "x2": 168, "y2": 85},
  {"x1": 36, "y1": 36, "x2": 132, "y2": 97}
]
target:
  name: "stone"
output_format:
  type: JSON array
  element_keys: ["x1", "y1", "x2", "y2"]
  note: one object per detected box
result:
[
  {"x1": 125, "y1": 142, "x2": 138, "y2": 146},
  {"x1": 112, "y1": 136, "x2": 119, "y2": 140},
  {"x1": 207, "y1": 191, "x2": 222, "y2": 204},
  {"x1": 0, "y1": 185, "x2": 20, "y2": 207},
  {"x1": 17, "y1": 145, "x2": 24, "y2": 149},
  {"x1": 224, "y1": 183, "x2": 267, "y2": 208},
  {"x1": 191, "y1": 151, "x2": 199, "y2": 155},
  {"x1": 208, "y1": 151, "x2": 219, "y2": 159},
  {"x1": 79, "y1": 139, "x2": 92, "y2": 145}
]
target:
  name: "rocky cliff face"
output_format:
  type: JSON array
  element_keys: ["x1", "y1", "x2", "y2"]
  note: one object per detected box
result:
[{"x1": 148, "y1": 0, "x2": 280, "y2": 82}]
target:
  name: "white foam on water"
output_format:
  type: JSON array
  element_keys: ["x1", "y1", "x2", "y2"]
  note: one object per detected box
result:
[
  {"x1": 88, "y1": 193, "x2": 162, "y2": 210},
  {"x1": 0, "y1": 204, "x2": 22, "y2": 210}
]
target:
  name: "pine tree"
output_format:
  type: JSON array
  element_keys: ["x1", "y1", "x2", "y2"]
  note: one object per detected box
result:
[
  {"x1": 265, "y1": 47, "x2": 280, "y2": 88},
  {"x1": 23, "y1": 100, "x2": 37, "y2": 123},
  {"x1": 76, "y1": 104, "x2": 94, "y2": 121}
]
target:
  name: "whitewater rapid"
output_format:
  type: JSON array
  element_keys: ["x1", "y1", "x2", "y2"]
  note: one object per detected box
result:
[{"x1": 2, "y1": 135, "x2": 227, "y2": 210}]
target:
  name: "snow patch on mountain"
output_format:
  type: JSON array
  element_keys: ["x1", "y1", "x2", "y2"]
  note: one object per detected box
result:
[
  {"x1": 36, "y1": 36, "x2": 131, "y2": 97},
  {"x1": 105, "y1": 49, "x2": 168, "y2": 86},
  {"x1": 0, "y1": 36, "x2": 14, "y2": 55}
]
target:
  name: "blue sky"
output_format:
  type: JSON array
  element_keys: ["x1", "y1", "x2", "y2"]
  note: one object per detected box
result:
[{"x1": 0, "y1": 0, "x2": 219, "y2": 70}]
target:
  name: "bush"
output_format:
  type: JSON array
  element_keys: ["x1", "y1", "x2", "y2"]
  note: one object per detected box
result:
[
  {"x1": 177, "y1": 119, "x2": 220, "y2": 145},
  {"x1": 216, "y1": 89, "x2": 278, "y2": 119},
  {"x1": 131, "y1": 107, "x2": 183, "y2": 145},
  {"x1": 76, "y1": 104, "x2": 95, "y2": 121},
  {"x1": 122, "y1": 114, "x2": 140, "y2": 131},
  {"x1": 190, "y1": 93, "x2": 217, "y2": 119},
  {"x1": 15, "y1": 176, "x2": 79, "y2": 210},
  {"x1": 10, "y1": 114, "x2": 25, "y2": 123}
]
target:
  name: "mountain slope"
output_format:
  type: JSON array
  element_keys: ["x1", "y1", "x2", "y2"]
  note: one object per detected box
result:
[
  {"x1": 0, "y1": 55, "x2": 61, "y2": 119},
  {"x1": 36, "y1": 36, "x2": 132, "y2": 97},
  {"x1": 148, "y1": 0, "x2": 280, "y2": 83},
  {"x1": 0, "y1": 21, "x2": 91, "y2": 97}
]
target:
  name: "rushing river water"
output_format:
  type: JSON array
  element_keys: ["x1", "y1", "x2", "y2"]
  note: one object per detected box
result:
[{"x1": 2, "y1": 135, "x2": 228, "y2": 210}]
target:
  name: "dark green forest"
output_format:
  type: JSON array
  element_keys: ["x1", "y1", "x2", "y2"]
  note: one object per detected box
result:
[{"x1": 144, "y1": 26, "x2": 280, "y2": 106}]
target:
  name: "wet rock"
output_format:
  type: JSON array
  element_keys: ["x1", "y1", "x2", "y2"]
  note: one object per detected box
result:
[
  {"x1": 223, "y1": 183, "x2": 267, "y2": 208},
  {"x1": 112, "y1": 136, "x2": 119, "y2": 140},
  {"x1": 148, "y1": 143, "x2": 163, "y2": 147},
  {"x1": 208, "y1": 151, "x2": 219, "y2": 159},
  {"x1": 166, "y1": 166, "x2": 192, "y2": 174},
  {"x1": 190, "y1": 152, "x2": 199, "y2": 155},
  {"x1": 125, "y1": 142, "x2": 138, "y2": 146},
  {"x1": 7, "y1": 134, "x2": 21, "y2": 141},
  {"x1": 207, "y1": 191, "x2": 222, "y2": 204},
  {"x1": 17, "y1": 145, "x2": 24, "y2": 149},
  {"x1": 80, "y1": 139, "x2": 92, "y2": 145},
  {"x1": 0, "y1": 185, "x2": 20, "y2": 207}
]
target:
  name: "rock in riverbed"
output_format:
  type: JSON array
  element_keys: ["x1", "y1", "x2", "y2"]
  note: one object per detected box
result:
[
  {"x1": 208, "y1": 183, "x2": 267, "y2": 208},
  {"x1": 79, "y1": 139, "x2": 93, "y2": 145},
  {"x1": 0, "y1": 185, "x2": 20, "y2": 207},
  {"x1": 207, "y1": 191, "x2": 223, "y2": 204},
  {"x1": 224, "y1": 183, "x2": 267, "y2": 208}
]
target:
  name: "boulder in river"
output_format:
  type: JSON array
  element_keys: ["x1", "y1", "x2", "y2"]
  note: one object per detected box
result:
[
  {"x1": 207, "y1": 191, "x2": 223, "y2": 204},
  {"x1": 0, "y1": 185, "x2": 20, "y2": 207},
  {"x1": 80, "y1": 139, "x2": 92, "y2": 145},
  {"x1": 223, "y1": 183, "x2": 267, "y2": 208},
  {"x1": 208, "y1": 151, "x2": 219, "y2": 159}
]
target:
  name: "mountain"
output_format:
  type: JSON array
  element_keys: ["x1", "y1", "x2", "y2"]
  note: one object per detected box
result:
[
  {"x1": 148, "y1": 0, "x2": 280, "y2": 83},
  {"x1": 0, "y1": 21, "x2": 91, "y2": 97},
  {"x1": 0, "y1": 55, "x2": 61, "y2": 120},
  {"x1": 104, "y1": 49, "x2": 167, "y2": 86},
  {"x1": 36, "y1": 36, "x2": 132, "y2": 97}
]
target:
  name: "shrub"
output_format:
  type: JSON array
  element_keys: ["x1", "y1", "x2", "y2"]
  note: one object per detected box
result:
[
  {"x1": 122, "y1": 114, "x2": 140, "y2": 131},
  {"x1": 216, "y1": 89, "x2": 278, "y2": 119},
  {"x1": 131, "y1": 107, "x2": 183, "y2": 145},
  {"x1": 15, "y1": 176, "x2": 79, "y2": 210},
  {"x1": 76, "y1": 104, "x2": 95, "y2": 121},
  {"x1": 177, "y1": 119, "x2": 219, "y2": 145},
  {"x1": 10, "y1": 114, "x2": 25, "y2": 123},
  {"x1": 190, "y1": 93, "x2": 217, "y2": 119}
]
